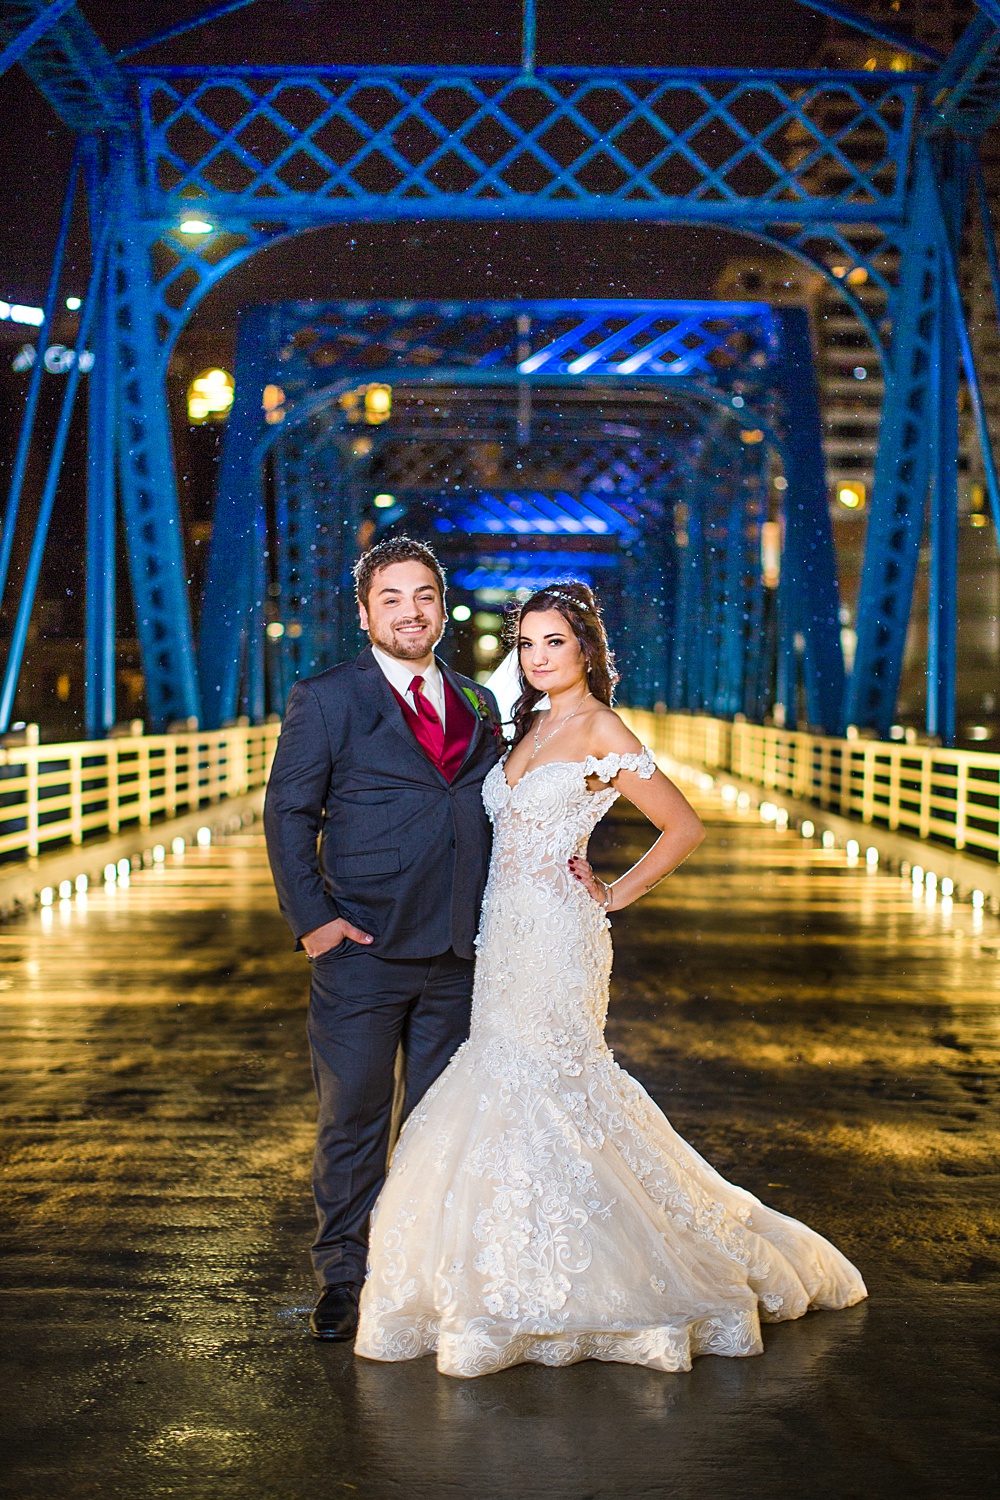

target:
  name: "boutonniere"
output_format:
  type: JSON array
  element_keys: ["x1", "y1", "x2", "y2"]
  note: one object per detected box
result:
[{"x1": 461, "y1": 685, "x2": 504, "y2": 742}]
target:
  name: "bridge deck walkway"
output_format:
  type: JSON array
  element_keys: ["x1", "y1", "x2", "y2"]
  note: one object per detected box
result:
[{"x1": 1, "y1": 782, "x2": 998, "y2": 1497}]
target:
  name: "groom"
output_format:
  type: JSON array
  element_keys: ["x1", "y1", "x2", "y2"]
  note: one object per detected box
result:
[{"x1": 264, "y1": 535, "x2": 501, "y2": 1340}]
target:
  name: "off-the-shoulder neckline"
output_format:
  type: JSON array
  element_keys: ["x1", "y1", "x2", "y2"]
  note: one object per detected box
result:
[{"x1": 501, "y1": 748, "x2": 651, "y2": 793}]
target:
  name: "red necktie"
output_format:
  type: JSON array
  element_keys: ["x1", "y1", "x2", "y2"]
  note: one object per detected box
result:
[{"x1": 409, "y1": 675, "x2": 445, "y2": 763}]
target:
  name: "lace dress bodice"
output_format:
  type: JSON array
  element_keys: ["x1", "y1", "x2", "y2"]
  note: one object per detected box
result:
[
  {"x1": 472, "y1": 750, "x2": 655, "y2": 1062},
  {"x1": 356, "y1": 743, "x2": 866, "y2": 1378}
]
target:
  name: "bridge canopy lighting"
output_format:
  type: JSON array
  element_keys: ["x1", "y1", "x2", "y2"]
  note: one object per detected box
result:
[
  {"x1": 179, "y1": 218, "x2": 213, "y2": 235},
  {"x1": 65, "y1": 296, "x2": 81, "y2": 311},
  {"x1": 374, "y1": 493, "x2": 395, "y2": 509},
  {"x1": 188, "y1": 368, "x2": 234, "y2": 423},
  {"x1": 451, "y1": 604, "x2": 472, "y2": 621}
]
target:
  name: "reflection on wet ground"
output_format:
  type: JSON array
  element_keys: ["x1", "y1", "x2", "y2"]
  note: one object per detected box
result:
[{"x1": 1, "y1": 790, "x2": 998, "y2": 1498}]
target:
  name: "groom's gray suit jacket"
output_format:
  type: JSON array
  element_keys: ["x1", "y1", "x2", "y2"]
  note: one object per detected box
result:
[{"x1": 263, "y1": 645, "x2": 501, "y2": 961}]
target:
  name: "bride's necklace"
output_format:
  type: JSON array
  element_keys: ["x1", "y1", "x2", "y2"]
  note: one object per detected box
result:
[{"x1": 527, "y1": 692, "x2": 593, "y2": 763}]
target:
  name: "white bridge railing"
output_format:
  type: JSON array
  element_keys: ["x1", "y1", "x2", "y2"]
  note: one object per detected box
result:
[
  {"x1": 624, "y1": 710, "x2": 1000, "y2": 864},
  {"x1": 7, "y1": 710, "x2": 998, "y2": 871},
  {"x1": 0, "y1": 723, "x2": 280, "y2": 861}
]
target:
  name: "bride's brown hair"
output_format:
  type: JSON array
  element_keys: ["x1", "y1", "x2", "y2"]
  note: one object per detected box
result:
[{"x1": 507, "y1": 581, "x2": 618, "y2": 747}]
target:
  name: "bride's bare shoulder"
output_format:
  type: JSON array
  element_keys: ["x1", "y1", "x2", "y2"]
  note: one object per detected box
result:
[{"x1": 587, "y1": 705, "x2": 644, "y2": 759}]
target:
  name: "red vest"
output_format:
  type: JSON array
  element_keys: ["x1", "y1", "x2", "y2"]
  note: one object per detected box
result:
[{"x1": 389, "y1": 673, "x2": 476, "y2": 782}]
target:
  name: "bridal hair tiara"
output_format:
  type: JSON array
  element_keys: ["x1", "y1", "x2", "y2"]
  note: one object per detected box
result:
[{"x1": 540, "y1": 587, "x2": 591, "y2": 611}]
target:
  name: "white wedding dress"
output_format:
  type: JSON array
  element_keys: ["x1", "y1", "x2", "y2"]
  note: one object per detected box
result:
[{"x1": 355, "y1": 749, "x2": 867, "y2": 1378}]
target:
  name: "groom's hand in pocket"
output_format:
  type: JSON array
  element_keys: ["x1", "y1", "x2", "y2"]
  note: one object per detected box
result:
[{"x1": 302, "y1": 916, "x2": 373, "y2": 958}]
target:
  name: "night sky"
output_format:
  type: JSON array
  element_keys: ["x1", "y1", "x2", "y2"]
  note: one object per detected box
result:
[{"x1": 0, "y1": 0, "x2": 831, "y2": 323}]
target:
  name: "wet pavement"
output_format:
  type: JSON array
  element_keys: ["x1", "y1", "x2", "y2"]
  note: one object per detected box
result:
[{"x1": 1, "y1": 789, "x2": 998, "y2": 1499}]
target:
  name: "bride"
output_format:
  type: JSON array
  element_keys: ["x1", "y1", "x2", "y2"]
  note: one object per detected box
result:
[{"x1": 355, "y1": 582, "x2": 866, "y2": 1378}]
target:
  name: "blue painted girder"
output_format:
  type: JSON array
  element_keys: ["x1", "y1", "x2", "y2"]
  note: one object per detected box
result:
[{"x1": 845, "y1": 141, "x2": 968, "y2": 740}]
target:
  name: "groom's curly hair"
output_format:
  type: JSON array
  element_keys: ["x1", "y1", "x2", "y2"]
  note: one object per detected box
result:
[
  {"x1": 507, "y1": 581, "x2": 619, "y2": 747},
  {"x1": 353, "y1": 535, "x2": 446, "y2": 607}
]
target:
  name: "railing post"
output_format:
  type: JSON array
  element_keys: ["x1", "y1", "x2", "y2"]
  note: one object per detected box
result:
[
  {"x1": 165, "y1": 735, "x2": 177, "y2": 818},
  {"x1": 862, "y1": 744, "x2": 875, "y2": 824},
  {"x1": 138, "y1": 740, "x2": 151, "y2": 827},
  {"x1": 919, "y1": 749, "x2": 932, "y2": 840},
  {"x1": 70, "y1": 745, "x2": 83, "y2": 845},
  {"x1": 107, "y1": 741, "x2": 119, "y2": 835},
  {"x1": 26, "y1": 746, "x2": 38, "y2": 858}
]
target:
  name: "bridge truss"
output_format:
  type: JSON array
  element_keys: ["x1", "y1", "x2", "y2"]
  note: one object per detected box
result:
[
  {"x1": 1, "y1": 1, "x2": 1000, "y2": 741},
  {"x1": 206, "y1": 297, "x2": 840, "y2": 729}
]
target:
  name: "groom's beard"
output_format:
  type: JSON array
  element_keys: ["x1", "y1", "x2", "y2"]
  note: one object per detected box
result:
[{"x1": 368, "y1": 615, "x2": 444, "y2": 661}]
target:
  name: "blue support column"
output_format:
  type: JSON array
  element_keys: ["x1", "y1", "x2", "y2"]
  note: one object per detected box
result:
[
  {"x1": 718, "y1": 486, "x2": 749, "y2": 717},
  {"x1": 775, "y1": 558, "x2": 799, "y2": 731},
  {"x1": 926, "y1": 309, "x2": 959, "y2": 745},
  {"x1": 772, "y1": 308, "x2": 845, "y2": 734},
  {"x1": 244, "y1": 497, "x2": 267, "y2": 724},
  {"x1": 107, "y1": 140, "x2": 200, "y2": 730},
  {"x1": 847, "y1": 142, "x2": 944, "y2": 736},
  {"x1": 925, "y1": 142, "x2": 971, "y2": 746},
  {"x1": 84, "y1": 249, "x2": 117, "y2": 737},
  {"x1": 669, "y1": 496, "x2": 704, "y2": 711},
  {"x1": 83, "y1": 135, "x2": 116, "y2": 736},
  {"x1": 198, "y1": 307, "x2": 272, "y2": 727}
]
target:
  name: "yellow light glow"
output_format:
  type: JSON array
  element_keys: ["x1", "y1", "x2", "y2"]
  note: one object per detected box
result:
[
  {"x1": 761, "y1": 519, "x2": 781, "y2": 588},
  {"x1": 188, "y1": 367, "x2": 234, "y2": 424},
  {"x1": 831, "y1": 265, "x2": 847, "y2": 278},
  {"x1": 374, "y1": 493, "x2": 395, "y2": 509},
  {"x1": 263, "y1": 383, "x2": 285, "y2": 425},
  {"x1": 838, "y1": 482, "x2": 866, "y2": 510},
  {"x1": 739, "y1": 428, "x2": 764, "y2": 445},
  {"x1": 477, "y1": 633, "x2": 499, "y2": 652},
  {"x1": 365, "y1": 384, "x2": 392, "y2": 423},
  {"x1": 846, "y1": 267, "x2": 868, "y2": 285},
  {"x1": 179, "y1": 218, "x2": 213, "y2": 235},
  {"x1": 266, "y1": 622, "x2": 285, "y2": 640}
]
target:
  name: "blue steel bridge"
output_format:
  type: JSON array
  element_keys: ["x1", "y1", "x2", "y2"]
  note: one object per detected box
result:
[
  {"x1": 1, "y1": 0, "x2": 1000, "y2": 750},
  {"x1": 2, "y1": 11, "x2": 1000, "y2": 1495}
]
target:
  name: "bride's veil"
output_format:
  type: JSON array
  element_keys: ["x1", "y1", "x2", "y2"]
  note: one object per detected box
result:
[{"x1": 483, "y1": 648, "x2": 549, "y2": 735}]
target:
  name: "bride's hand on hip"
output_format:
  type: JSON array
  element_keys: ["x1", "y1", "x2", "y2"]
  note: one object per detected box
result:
[{"x1": 568, "y1": 856, "x2": 616, "y2": 911}]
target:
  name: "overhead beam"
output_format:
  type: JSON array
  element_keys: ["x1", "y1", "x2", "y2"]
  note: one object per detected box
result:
[
  {"x1": 0, "y1": 0, "x2": 125, "y2": 128},
  {"x1": 791, "y1": 0, "x2": 944, "y2": 64},
  {"x1": 0, "y1": 0, "x2": 76, "y2": 79},
  {"x1": 925, "y1": 14, "x2": 1000, "y2": 137},
  {"x1": 114, "y1": 1, "x2": 265, "y2": 62}
]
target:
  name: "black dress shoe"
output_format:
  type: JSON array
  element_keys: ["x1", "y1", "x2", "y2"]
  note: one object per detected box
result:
[{"x1": 309, "y1": 1283, "x2": 361, "y2": 1341}]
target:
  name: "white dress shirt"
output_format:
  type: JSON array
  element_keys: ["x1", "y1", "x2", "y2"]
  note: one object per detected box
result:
[{"x1": 371, "y1": 645, "x2": 447, "y2": 724}]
